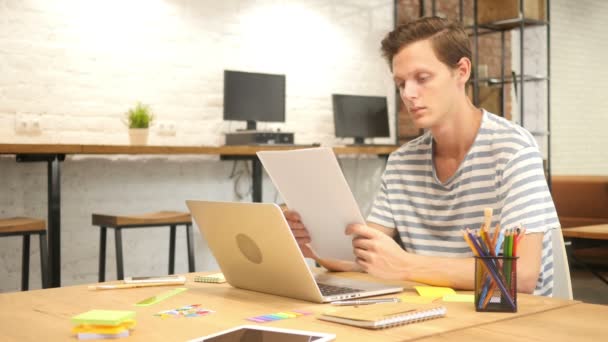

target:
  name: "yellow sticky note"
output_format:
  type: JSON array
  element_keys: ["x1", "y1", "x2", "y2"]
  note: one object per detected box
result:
[
  {"x1": 398, "y1": 295, "x2": 438, "y2": 304},
  {"x1": 442, "y1": 294, "x2": 474, "y2": 303},
  {"x1": 414, "y1": 286, "x2": 456, "y2": 298}
]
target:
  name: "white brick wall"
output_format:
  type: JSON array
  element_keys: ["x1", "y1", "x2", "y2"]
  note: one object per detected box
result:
[
  {"x1": 551, "y1": 0, "x2": 608, "y2": 175},
  {"x1": 0, "y1": 0, "x2": 396, "y2": 146},
  {"x1": 0, "y1": 0, "x2": 393, "y2": 291}
]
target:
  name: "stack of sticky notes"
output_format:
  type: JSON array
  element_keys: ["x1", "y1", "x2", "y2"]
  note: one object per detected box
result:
[
  {"x1": 154, "y1": 304, "x2": 215, "y2": 319},
  {"x1": 71, "y1": 310, "x2": 136, "y2": 340},
  {"x1": 194, "y1": 273, "x2": 226, "y2": 284},
  {"x1": 247, "y1": 309, "x2": 312, "y2": 323}
]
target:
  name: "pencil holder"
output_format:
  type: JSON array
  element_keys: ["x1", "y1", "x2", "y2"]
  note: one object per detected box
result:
[{"x1": 474, "y1": 256, "x2": 518, "y2": 312}]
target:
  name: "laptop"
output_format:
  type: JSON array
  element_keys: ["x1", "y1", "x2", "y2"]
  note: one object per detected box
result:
[{"x1": 186, "y1": 200, "x2": 403, "y2": 303}]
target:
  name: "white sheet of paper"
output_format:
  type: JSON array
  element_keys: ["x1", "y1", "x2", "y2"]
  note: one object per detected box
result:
[{"x1": 257, "y1": 147, "x2": 364, "y2": 260}]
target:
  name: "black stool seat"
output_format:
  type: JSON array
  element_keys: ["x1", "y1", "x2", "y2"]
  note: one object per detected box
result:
[
  {"x1": 0, "y1": 217, "x2": 48, "y2": 290},
  {"x1": 92, "y1": 211, "x2": 195, "y2": 281}
]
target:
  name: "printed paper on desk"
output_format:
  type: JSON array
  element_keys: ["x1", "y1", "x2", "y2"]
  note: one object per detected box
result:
[{"x1": 257, "y1": 147, "x2": 364, "y2": 260}]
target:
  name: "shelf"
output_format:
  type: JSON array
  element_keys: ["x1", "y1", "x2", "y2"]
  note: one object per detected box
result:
[
  {"x1": 470, "y1": 18, "x2": 549, "y2": 31},
  {"x1": 529, "y1": 131, "x2": 550, "y2": 137},
  {"x1": 470, "y1": 75, "x2": 548, "y2": 86}
]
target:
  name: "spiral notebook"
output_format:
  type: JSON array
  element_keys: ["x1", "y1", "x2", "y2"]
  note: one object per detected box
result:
[{"x1": 318, "y1": 302, "x2": 446, "y2": 329}]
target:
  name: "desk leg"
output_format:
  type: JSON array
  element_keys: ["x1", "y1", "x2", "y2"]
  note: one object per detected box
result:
[
  {"x1": 252, "y1": 158, "x2": 262, "y2": 203},
  {"x1": 47, "y1": 156, "x2": 61, "y2": 288},
  {"x1": 569, "y1": 239, "x2": 608, "y2": 286}
]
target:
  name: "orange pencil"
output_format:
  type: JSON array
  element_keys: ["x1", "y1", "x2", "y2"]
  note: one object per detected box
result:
[
  {"x1": 462, "y1": 229, "x2": 479, "y2": 257},
  {"x1": 491, "y1": 223, "x2": 501, "y2": 249}
]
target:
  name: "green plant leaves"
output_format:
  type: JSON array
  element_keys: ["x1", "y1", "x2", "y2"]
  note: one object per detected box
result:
[{"x1": 126, "y1": 102, "x2": 154, "y2": 128}]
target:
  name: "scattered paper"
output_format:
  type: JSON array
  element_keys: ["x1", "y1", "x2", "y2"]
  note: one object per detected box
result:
[
  {"x1": 442, "y1": 294, "x2": 474, "y2": 303},
  {"x1": 154, "y1": 304, "x2": 214, "y2": 319},
  {"x1": 414, "y1": 286, "x2": 456, "y2": 298}
]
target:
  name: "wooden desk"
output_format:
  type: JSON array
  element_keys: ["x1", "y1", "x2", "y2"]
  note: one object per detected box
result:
[
  {"x1": 562, "y1": 224, "x2": 608, "y2": 285},
  {"x1": 418, "y1": 303, "x2": 608, "y2": 342},
  {"x1": 0, "y1": 272, "x2": 581, "y2": 342},
  {"x1": 562, "y1": 224, "x2": 608, "y2": 240},
  {"x1": 0, "y1": 143, "x2": 398, "y2": 288}
]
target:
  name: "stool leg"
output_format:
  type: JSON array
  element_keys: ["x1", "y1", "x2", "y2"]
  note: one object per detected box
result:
[
  {"x1": 39, "y1": 232, "x2": 48, "y2": 289},
  {"x1": 186, "y1": 224, "x2": 195, "y2": 272},
  {"x1": 169, "y1": 225, "x2": 176, "y2": 275},
  {"x1": 21, "y1": 234, "x2": 31, "y2": 291},
  {"x1": 115, "y1": 228, "x2": 124, "y2": 280},
  {"x1": 98, "y1": 227, "x2": 107, "y2": 282}
]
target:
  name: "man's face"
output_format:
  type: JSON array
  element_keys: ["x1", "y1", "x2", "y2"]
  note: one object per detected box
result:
[{"x1": 392, "y1": 39, "x2": 462, "y2": 129}]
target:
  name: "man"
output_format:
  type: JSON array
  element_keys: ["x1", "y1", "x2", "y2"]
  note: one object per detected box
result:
[{"x1": 285, "y1": 17, "x2": 559, "y2": 296}]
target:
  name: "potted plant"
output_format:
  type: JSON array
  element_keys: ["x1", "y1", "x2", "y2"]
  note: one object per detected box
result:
[{"x1": 126, "y1": 102, "x2": 154, "y2": 145}]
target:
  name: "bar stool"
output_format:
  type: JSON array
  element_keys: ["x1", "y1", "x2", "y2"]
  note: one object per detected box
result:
[
  {"x1": 92, "y1": 211, "x2": 195, "y2": 281},
  {"x1": 0, "y1": 217, "x2": 48, "y2": 290}
]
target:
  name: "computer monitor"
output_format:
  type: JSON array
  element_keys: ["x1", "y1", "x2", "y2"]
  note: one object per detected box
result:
[
  {"x1": 332, "y1": 94, "x2": 390, "y2": 144},
  {"x1": 223, "y1": 70, "x2": 286, "y2": 131}
]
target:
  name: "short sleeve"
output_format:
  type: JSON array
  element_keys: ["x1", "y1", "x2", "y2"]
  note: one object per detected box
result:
[
  {"x1": 367, "y1": 176, "x2": 397, "y2": 229},
  {"x1": 499, "y1": 146, "x2": 560, "y2": 233}
]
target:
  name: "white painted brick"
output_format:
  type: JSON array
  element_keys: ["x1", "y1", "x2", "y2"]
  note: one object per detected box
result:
[{"x1": 551, "y1": 0, "x2": 608, "y2": 175}]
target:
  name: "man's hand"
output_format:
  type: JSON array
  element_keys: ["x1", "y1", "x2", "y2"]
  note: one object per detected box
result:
[
  {"x1": 283, "y1": 210, "x2": 314, "y2": 258},
  {"x1": 283, "y1": 209, "x2": 358, "y2": 272},
  {"x1": 347, "y1": 223, "x2": 410, "y2": 280}
]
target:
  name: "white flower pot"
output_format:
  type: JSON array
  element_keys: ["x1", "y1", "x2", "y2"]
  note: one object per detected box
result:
[{"x1": 128, "y1": 128, "x2": 149, "y2": 145}]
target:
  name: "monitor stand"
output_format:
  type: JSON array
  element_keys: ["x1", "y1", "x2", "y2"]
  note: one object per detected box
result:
[
  {"x1": 346, "y1": 137, "x2": 397, "y2": 148},
  {"x1": 352, "y1": 137, "x2": 365, "y2": 145},
  {"x1": 246, "y1": 120, "x2": 257, "y2": 131},
  {"x1": 236, "y1": 120, "x2": 262, "y2": 133}
]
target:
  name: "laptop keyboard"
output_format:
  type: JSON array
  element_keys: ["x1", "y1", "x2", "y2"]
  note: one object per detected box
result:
[{"x1": 318, "y1": 283, "x2": 364, "y2": 296}]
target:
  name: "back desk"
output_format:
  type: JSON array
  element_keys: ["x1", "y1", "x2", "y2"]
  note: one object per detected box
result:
[
  {"x1": 0, "y1": 143, "x2": 397, "y2": 288},
  {"x1": 0, "y1": 271, "x2": 600, "y2": 342}
]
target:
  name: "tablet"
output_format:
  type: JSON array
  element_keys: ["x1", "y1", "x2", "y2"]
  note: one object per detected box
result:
[{"x1": 188, "y1": 325, "x2": 335, "y2": 342}]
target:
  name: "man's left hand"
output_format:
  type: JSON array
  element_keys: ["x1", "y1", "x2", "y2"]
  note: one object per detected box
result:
[{"x1": 346, "y1": 223, "x2": 410, "y2": 280}]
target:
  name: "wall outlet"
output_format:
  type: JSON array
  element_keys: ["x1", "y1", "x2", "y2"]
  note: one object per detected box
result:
[
  {"x1": 157, "y1": 120, "x2": 176, "y2": 136},
  {"x1": 15, "y1": 114, "x2": 42, "y2": 134}
]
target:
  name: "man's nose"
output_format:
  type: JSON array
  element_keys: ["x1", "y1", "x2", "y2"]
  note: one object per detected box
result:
[{"x1": 401, "y1": 81, "x2": 418, "y2": 100}]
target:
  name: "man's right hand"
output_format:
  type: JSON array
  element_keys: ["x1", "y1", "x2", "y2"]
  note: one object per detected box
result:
[
  {"x1": 283, "y1": 209, "x2": 315, "y2": 258},
  {"x1": 283, "y1": 209, "x2": 359, "y2": 272}
]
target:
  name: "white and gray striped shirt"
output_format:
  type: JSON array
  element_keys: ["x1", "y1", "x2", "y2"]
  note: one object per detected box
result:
[{"x1": 368, "y1": 110, "x2": 558, "y2": 296}]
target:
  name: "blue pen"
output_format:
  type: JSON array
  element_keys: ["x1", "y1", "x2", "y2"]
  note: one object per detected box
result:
[
  {"x1": 494, "y1": 231, "x2": 505, "y2": 256},
  {"x1": 478, "y1": 275, "x2": 492, "y2": 309}
]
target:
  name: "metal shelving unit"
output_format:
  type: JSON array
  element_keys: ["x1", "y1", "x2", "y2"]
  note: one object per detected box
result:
[
  {"x1": 394, "y1": 0, "x2": 551, "y2": 185},
  {"x1": 467, "y1": 0, "x2": 552, "y2": 186}
]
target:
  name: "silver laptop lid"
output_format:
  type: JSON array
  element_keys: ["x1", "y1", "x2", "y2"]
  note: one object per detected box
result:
[{"x1": 187, "y1": 200, "x2": 325, "y2": 302}]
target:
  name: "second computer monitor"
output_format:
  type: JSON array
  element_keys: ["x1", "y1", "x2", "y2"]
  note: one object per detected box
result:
[{"x1": 332, "y1": 94, "x2": 390, "y2": 144}]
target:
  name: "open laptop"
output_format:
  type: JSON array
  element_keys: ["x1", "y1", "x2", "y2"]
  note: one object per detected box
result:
[{"x1": 186, "y1": 200, "x2": 403, "y2": 303}]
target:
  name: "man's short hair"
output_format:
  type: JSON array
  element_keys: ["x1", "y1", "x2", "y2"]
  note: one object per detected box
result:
[{"x1": 381, "y1": 17, "x2": 471, "y2": 70}]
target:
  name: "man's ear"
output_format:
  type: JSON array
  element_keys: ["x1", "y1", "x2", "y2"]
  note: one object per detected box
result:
[{"x1": 456, "y1": 57, "x2": 472, "y2": 85}]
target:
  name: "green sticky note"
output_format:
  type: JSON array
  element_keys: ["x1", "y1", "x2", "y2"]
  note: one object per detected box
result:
[
  {"x1": 414, "y1": 286, "x2": 456, "y2": 298},
  {"x1": 135, "y1": 287, "x2": 188, "y2": 307},
  {"x1": 72, "y1": 310, "x2": 135, "y2": 326},
  {"x1": 442, "y1": 294, "x2": 475, "y2": 303}
]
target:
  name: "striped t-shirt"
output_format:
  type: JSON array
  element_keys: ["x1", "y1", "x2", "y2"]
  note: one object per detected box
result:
[{"x1": 368, "y1": 110, "x2": 559, "y2": 296}]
